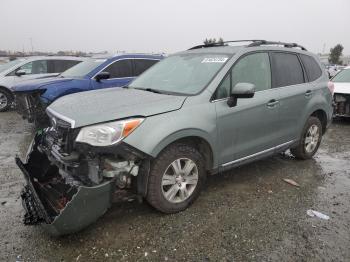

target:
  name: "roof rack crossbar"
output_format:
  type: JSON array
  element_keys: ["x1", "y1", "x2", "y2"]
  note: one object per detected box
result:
[
  {"x1": 247, "y1": 40, "x2": 307, "y2": 51},
  {"x1": 189, "y1": 40, "x2": 307, "y2": 51},
  {"x1": 188, "y1": 40, "x2": 264, "y2": 50}
]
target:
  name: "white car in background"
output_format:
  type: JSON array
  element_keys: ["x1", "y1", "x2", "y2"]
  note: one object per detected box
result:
[
  {"x1": 0, "y1": 56, "x2": 84, "y2": 111},
  {"x1": 332, "y1": 66, "x2": 350, "y2": 117}
]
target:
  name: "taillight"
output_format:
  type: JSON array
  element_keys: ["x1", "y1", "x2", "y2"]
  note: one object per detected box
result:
[{"x1": 328, "y1": 81, "x2": 334, "y2": 96}]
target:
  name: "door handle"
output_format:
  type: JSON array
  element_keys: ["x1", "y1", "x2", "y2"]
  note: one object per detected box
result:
[
  {"x1": 267, "y1": 99, "x2": 280, "y2": 108},
  {"x1": 305, "y1": 90, "x2": 313, "y2": 98}
]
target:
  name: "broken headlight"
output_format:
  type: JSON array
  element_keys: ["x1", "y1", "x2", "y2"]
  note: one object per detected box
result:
[{"x1": 75, "y1": 118, "x2": 144, "y2": 146}]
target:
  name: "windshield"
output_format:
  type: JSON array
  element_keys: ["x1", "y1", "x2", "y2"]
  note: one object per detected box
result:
[
  {"x1": 0, "y1": 59, "x2": 24, "y2": 73},
  {"x1": 129, "y1": 53, "x2": 230, "y2": 95},
  {"x1": 61, "y1": 58, "x2": 106, "y2": 78},
  {"x1": 332, "y1": 69, "x2": 350, "y2": 83}
]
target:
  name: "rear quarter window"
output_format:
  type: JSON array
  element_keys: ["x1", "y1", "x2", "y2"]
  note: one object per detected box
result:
[
  {"x1": 48, "y1": 60, "x2": 81, "y2": 73},
  {"x1": 134, "y1": 59, "x2": 159, "y2": 76},
  {"x1": 270, "y1": 52, "x2": 304, "y2": 88},
  {"x1": 300, "y1": 54, "x2": 322, "y2": 82}
]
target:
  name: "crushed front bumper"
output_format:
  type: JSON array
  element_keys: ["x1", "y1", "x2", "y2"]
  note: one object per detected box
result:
[
  {"x1": 333, "y1": 93, "x2": 350, "y2": 117},
  {"x1": 16, "y1": 151, "x2": 115, "y2": 236}
]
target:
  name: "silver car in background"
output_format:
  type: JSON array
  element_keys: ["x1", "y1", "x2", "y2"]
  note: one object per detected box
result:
[
  {"x1": 332, "y1": 66, "x2": 350, "y2": 117},
  {"x1": 0, "y1": 56, "x2": 84, "y2": 111}
]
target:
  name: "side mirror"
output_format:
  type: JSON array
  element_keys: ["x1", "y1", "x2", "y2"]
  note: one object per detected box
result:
[
  {"x1": 95, "y1": 72, "x2": 110, "y2": 82},
  {"x1": 227, "y1": 82, "x2": 256, "y2": 107},
  {"x1": 15, "y1": 70, "x2": 26, "y2": 77}
]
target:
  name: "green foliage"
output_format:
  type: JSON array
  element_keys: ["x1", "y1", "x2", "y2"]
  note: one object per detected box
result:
[
  {"x1": 204, "y1": 37, "x2": 224, "y2": 45},
  {"x1": 328, "y1": 44, "x2": 344, "y2": 65}
]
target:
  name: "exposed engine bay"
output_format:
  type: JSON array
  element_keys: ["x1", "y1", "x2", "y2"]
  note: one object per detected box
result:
[
  {"x1": 16, "y1": 120, "x2": 148, "y2": 235},
  {"x1": 15, "y1": 91, "x2": 49, "y2": 126},
  {"x1": 334, "y1": 93, "x2": 350, "y2": 117}
]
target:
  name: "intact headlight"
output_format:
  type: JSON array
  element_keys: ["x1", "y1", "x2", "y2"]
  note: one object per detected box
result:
[{"x1": 75, "y1": 118, "x2": 144, "y2": 146}]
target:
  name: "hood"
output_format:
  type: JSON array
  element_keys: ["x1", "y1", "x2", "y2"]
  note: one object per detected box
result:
[
  {"x1": 334, "y1": 82, "x2": 350, "y2": 94},
  {"x1": 47, "y1": 88, "x2": 187, "y2": 128},
  {"x1": 12, "y1": 77, "x2": 74, "y2": 92}
]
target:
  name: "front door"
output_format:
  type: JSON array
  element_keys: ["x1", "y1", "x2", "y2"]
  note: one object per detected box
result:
[
  {"x1": 92, "y1": 59, "x2": 135, "y2": 90},
  {"x1": 12, "y1": 60, "x2": 57, "y2": 85},
  {"x1": 215, "y1": 52, "x2": 282, "y2": 165}
]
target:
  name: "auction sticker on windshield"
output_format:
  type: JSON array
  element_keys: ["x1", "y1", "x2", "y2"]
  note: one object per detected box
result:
[{"x1": 201, "y1": 57, "x2": 228, "y2": 63}]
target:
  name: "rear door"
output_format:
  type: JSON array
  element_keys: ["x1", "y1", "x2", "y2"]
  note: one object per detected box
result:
[
  {"x1": 270, "y1": 52, "x2": 309, "y2": 143},
  {"x1": 215, "y1": 52, "x2": 282, "y2": 164}
]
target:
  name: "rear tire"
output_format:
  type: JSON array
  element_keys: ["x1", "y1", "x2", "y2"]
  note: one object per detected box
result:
[
  {"x1": 290, "y1": 116, "x2": 322, "y2": 160},
  {"x1": 146, "y1": 143, "x2": 206, "y2": 213},
  {"x1": 0, "y1": 88, "x2": 13, "y2": 112}
]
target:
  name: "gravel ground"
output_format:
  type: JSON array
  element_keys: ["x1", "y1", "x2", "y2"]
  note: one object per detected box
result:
[{"x1": 0, "y1": 111, "x2": 349, "y2": 261}]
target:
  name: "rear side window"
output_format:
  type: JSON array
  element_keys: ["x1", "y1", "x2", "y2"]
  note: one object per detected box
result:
[
  {"x1": 47, "y1": 60, "x2": 81, "y2": 73},
  {"x1": 270, "y1": 53, "x2": 304, "y2": 87},
  {"x1": 134, "y1": 59, "x2": 158, "y2": 76},
  {"x1": 104, "y1": 59, "x2": 133, "y2": 78},
  {"x1": 300, "y1": 54, "x2": 322, "y2": 82}
]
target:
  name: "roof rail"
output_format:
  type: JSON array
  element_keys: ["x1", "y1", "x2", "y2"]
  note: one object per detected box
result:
[
  {"x1": 247, "y1": 40, "x2": 307, "y2": 51},
  {"x1": 189, "y1": 40, "x2": 307, "y2": 51},
  {"x1": 188, "y1": 40, "x2": 265, "y2": 50}
]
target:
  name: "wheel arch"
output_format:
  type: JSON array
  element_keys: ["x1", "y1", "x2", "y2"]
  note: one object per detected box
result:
[
  {"x1": 151, "y1": 131, "x2": 216, "y2": 172},
  {"x1": 310, "y1": 109, "x2": 328, "y2": 134},
  {"x1": 0, "y1": 86, "x2": 14, "y2": 99}
]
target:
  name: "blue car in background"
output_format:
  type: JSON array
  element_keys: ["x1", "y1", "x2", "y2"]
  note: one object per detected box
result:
[{"x1": 13, "y1": 53, "x2": 163, "y2": 125}]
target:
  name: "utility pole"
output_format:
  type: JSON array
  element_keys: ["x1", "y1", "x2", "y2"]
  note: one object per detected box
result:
[{"x1": 29, "y1": 38, "x2": 34, "y2": 54}]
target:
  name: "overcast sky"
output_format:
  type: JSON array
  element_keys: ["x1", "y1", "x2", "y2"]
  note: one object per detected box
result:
[{"x1": 1, "y1": 0, "x2": 349, "y2": 55}]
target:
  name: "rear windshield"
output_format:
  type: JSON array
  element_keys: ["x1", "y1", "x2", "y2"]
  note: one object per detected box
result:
[
  {"x1": 60, "y1": 59, "x2": 106, "y2": 78},
  {"x1": 0, "y1": 59, "x2": 24, "y2": 73},
  {"x1": 332, "y1": 69, "x2": 350, "y2": 83},
  {"x1": 129, "y1": 53, "x2": 230, "y2": 95}
]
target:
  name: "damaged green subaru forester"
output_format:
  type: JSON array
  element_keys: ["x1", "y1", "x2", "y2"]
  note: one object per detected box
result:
[{"x1": 17, "y1": 40, "x2": 333, "y2": 235}]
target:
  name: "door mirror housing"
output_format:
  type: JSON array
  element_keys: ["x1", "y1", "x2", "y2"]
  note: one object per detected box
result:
[
  {"x1": 15, "y1": 69, "x2": 26, "y2": 77},
  {"x1": 227, "y1": 83, "x2": 256, "y2": 107},
  {"x1": 95, "y1": 72, "x2": 110, "y2": 82}
]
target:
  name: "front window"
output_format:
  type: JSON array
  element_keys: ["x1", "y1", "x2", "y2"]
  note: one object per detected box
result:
[
  {"x1": 129, "y1": 53, "x2": 230, "y2": 95},
  {"x1": 20, "y1": 60, "x2": 48, "y2": 74},
  {"x1": 103, "y1": 59, "x2": 133, "y2": 78},
  {"x1": 215, "y1": 52, "x2": 271, "y2": 99},
  {"x1": 332, "y1": 69, "x2": 350, "y2": 83},
  {"x1": 61, "y1": 59, "x2": 106, "y2": 78}
]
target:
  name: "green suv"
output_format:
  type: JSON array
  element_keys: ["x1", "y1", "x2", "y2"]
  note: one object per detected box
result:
[{"x1": 17, "y1": 40, "x2": 333, "y2": 235}]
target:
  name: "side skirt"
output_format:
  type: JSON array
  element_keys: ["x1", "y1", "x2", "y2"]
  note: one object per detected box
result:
[{"x1": 218, "y1": 140, "x2": 297, "y2": 173}]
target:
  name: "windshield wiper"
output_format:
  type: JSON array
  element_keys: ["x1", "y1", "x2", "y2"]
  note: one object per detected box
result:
[{"x1": 133, "y1": 87, "x2": 163, "y2": 94}]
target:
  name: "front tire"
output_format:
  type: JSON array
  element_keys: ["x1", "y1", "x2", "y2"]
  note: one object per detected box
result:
[
  {"x1": 290, "y1": 116, "x2": 322, "y2": 160},
  {"x1": 146, "y1": 143, "x2": 206, "y2": 213},
  {"x1": 0, "y1": 89, "x2": 13, "y2": 112}
]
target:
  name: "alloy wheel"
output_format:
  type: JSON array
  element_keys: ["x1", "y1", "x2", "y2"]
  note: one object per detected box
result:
[
  {"x1": 0, "y1": 91, "x2": 8, "y2": 110},
  {"x1": 304, "y1": 124, "x2": 320, "y2": 153},
  {"x1": 161, "y1": 158, "x2": 199, "y2": 203}
]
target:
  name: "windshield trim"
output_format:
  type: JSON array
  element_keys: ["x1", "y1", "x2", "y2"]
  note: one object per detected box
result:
[
  {"x1": 60, "y1": 59, "x2": 107, "y2": 79},
  {"x1": 0, "y1": 59, "x2": 25, "y2": 74},
  {"x1": 129, "y1": 52, "x2": 234, "y2": 97},
  {"x1": 332, "y1": 69, "x2": 350, "y2": 83}
]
